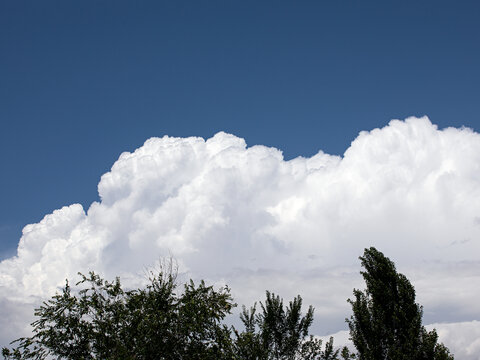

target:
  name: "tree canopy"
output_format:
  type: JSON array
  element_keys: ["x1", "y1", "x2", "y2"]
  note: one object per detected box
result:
[
  {"x1": 346, "y1": 247, "x2": 454, "y2": 360},
  {"x1": 3, "y1": 248, "x2": 454, "y2": 359},
  {"x1": 234, "y1": 291, "x2": 351, "y2": 360},
  {"x1": 2, "y1": 267, "x2": 235, "y2": 360},
  {"x1": 2, "y1": 268, "x2": 337, "y2": 359}
]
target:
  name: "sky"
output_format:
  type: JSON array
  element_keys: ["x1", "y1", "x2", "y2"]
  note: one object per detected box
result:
[{"x1": 1, "y1": 1, "x2": 480, "y2": 357}]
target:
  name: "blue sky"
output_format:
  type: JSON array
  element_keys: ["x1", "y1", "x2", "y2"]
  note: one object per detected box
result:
[{"x1": 1, "y1": 0, "x2": 480, "y2": 258}]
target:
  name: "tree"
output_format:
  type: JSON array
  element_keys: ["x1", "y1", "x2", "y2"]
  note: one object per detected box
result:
[
  {"x1": 346, "y1": 247, "x2": 454, "y2": 360},
  {"x1": 234, "y1": 291, "x2": 347, "y2": 360},
  {"x1": 4, "y1": 249, "x2": 455, "y2": 360},
  {"x1": 2, "y1": 265, "x2": 235, "y2": 360}
]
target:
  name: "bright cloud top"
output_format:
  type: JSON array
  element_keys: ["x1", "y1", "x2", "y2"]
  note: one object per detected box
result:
[{"x1": 1, "y1": 117, "x2": 480, "y2": 357}]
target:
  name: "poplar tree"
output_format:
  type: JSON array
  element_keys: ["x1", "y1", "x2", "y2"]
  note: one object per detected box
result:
[{"x1": 346, "y1": 247, "x2": 453, "y2": 360}]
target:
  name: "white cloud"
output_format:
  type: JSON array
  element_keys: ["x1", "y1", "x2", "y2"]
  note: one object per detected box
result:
[
  {"x1": 1, "y1": 116, "x2": 479, "y2": 357},
  {"x1": 428, "y1": 321, "x2": 480, "y2": 360}
]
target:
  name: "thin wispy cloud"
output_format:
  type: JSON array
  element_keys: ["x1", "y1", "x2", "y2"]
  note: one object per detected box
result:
[{"x1": 1, "y1": 117, "x2": 479, "y2": 358}]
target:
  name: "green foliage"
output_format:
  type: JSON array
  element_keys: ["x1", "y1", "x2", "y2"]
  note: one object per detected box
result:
[
  {"x1": 2, "y1": 249, "x2": 455, "y2": 360},
  {"x1": 2, "y1": 266, "x2": 235, "y2": 360},
  {"x1": 346, "y1": 247, "x2": 454, "y2": 360},
  {"x1": 234, "y1": 291, "x2": 347, "y2": 360}
]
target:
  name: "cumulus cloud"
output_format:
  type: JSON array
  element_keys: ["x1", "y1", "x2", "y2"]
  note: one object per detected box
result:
[
  {"x1": 428, "y1": 321, "x2": 480, "y2": 360},
  {"x1": 1, "y1": 116, "x2": 480, "y2": 357}
]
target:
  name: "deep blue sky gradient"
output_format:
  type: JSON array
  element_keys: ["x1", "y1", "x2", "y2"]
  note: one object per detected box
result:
[{"x1": 1, "y1": 1, "x2": 480, "y2": 258}]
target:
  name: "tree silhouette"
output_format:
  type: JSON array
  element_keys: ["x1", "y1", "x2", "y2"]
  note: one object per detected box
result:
[{"x1": 346, "y1": 247, "x2": 453, "y2": 360}]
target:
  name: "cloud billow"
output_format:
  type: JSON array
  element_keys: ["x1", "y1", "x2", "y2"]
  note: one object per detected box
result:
[{"x1": 1, "y1": 116, "x2": 479, "y2": 358}]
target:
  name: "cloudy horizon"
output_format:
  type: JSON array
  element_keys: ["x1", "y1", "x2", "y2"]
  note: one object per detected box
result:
[{"x1": 1, "y1": 117, "x2": 479, "y2": 358}]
